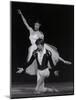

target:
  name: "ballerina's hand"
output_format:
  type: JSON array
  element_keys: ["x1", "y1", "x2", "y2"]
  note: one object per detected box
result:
[
  {"x1": 16, "y1": 67, "x2": 24, "y2": 73},
  {"x1": 64, "y1": 61, "x2": 72, "y2": 65},
  {"x1": 18, "y1": 9, "x2": 22, "y2": 15}
]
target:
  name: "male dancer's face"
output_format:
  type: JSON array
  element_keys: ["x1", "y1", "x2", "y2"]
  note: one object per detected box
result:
[{"x1": 37, "y1": 44, "x2": 44, "y2": 51}]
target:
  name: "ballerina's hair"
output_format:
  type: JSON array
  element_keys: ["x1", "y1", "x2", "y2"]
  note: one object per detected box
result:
[
  {"x1": 35, "y1": 38, "x2": 44, "y2": 46},
  {"x1": 34, "y1": 20, "x2": 41, "y2": 25}
]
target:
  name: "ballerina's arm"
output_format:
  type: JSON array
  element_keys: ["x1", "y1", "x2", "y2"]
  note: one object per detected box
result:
[{"x1": 18, "y1": 9, "x2": 33, "y2": 32}]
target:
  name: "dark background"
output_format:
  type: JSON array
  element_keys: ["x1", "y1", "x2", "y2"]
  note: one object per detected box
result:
[{"x1": 11, "y1": 1, "x2": 74, "y2": 84}]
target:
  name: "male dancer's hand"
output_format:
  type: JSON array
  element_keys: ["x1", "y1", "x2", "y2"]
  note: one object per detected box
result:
[{"x1": 16, "y1": 67, "x2": 24, "y2": 73}]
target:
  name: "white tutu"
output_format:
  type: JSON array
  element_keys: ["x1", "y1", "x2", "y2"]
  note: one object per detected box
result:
[{"x1": 26, "y1": 59, "x2": 37, "y2": 75}]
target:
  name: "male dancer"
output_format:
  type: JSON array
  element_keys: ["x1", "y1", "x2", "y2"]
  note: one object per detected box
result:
[{"x1": 17, "y1": 38, "x2": 71, "y2": 93}]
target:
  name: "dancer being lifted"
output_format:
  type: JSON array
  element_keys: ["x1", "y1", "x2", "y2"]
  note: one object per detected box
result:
[{"x1": 17, "y1": 9, "x2": 71, "y2": 75}]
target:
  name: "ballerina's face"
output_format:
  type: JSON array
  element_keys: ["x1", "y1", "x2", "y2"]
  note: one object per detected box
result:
[{"x1": 34, "y1": 22, "x2": 41, "y2": 31}]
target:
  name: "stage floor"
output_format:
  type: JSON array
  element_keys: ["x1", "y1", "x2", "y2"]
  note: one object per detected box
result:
[{"x1": 11, "y1": 82, "x2": 74, "y2": 99}]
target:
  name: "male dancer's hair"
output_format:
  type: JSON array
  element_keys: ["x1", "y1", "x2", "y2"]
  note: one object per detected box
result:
[{"x1": 35, "y1": 38, "x2": 44, "y2": 46}]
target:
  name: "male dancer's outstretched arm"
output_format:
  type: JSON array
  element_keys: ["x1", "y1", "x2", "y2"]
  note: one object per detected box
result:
[
  {"x1": 48, "y1": 51, "x2": 72, "y2": 68},
  {"x1": 18, "y1": 9, "x2": 33, "y2": 32},
  {"x1": 59, "y1": 56, "x2": 72, "y2": 65},
  {"x1": 48, "y1": 51, "x2": 72, "y2": 77}
]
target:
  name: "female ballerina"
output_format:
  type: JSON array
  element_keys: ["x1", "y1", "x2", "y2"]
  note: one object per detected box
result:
[{"x1": 17, "y1": 9, "x2": 71, "y2": 75}]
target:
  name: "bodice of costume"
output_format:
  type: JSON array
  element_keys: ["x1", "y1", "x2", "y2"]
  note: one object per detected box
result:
[
  {"x1": 36, "y1": 50, "x2": 54, "y2": 70},
  {"x1": 26, "y1": 49, "x2": 54, "y2": 70},
  {"x1": 37, "y1": 53, "x2": 49, "y2": 70},
  {"x1": 29, "y1": 30, "x2": 44, "y2": 45}
]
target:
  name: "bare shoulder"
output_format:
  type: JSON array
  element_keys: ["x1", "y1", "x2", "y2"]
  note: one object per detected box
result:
[
  {"x1": 39, "y1": 31, "x2": 44, "y2": 39},
  {"x1": 39, "y1": 31, "x2": 44, "y2": 35},
  {"x1": 29, "y1": 27, "x2": 34, "y2": 32}
]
